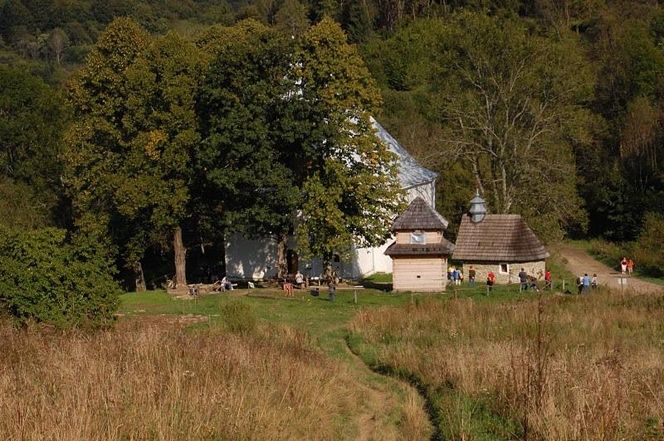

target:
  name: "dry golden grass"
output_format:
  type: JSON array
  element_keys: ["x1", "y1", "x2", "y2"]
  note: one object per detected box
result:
[
  {"x1": 350, "y1": 292, "x2": 664, "y2": 440},
  {"x1": 0, "y1": 318, "x2": 362, "y2": 441}
]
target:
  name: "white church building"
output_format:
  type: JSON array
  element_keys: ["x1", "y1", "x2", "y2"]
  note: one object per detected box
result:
[{"x1": 224, "y1": 118, "x2": 438, "y2": 280}]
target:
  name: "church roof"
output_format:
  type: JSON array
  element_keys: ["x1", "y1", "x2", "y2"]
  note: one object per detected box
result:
[
  {"x1": 452, "y1": 214, "x2": 549, "y2": 262},
  {"x1": 392, "y1": 197, "x2": 449, "y2": 231},
  {"x1": 372, "y1": 118, "x2": 438, "y2": 189}
]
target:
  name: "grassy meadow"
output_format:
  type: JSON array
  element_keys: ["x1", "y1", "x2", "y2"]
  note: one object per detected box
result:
[
  {"x1": 349, "y1": 290, "x2": 664, "y2": 440},
  {"x1": 1, "y1": 277, "x2": 662, "y2": 440},
  {"x1": 0, "y1": 288, "x2": 432, "y2": 441}
]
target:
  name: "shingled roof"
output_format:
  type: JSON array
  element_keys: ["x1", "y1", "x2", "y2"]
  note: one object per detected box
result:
[
  {"x1": 392, "y1": 197, "x2": 449, "y2": 231},
  {"x1": 385, "y1": 240, "x2": 455, "y2": 256},
  {"x1": 452, "y1": 214, "x2": 549, "y2": 262}
]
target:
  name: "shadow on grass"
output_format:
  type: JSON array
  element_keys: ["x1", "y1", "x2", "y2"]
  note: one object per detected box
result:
[{"x1": 359, "y1": 280, "x2": 393, "y2": 291}]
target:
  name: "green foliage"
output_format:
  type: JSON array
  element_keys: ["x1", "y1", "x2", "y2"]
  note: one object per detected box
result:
[
  {"x1": 294, "y1": 18, "x2": 405, "y2": 260},
  {"x1": 219, "y1": 301, "x2": 256, "y2": 334},
  {"x1": 0, "y1": 65, "x2": 65, "y2": 222},
  {"x1": 65, "y1": 18, "x2": 202, "y2": 284},
  {"x1": 365, "y1": 13, "x2": 591, "y2": 241},
  {"x1": 197, "y1": 21, "x2": 298, "y2": 241},
  {"x1": 0, "y1": 177, "x2": 48, "y2": 230},
  {"x1": 0, "y1": 226, "x2": 120, "y2": 328},
  {"x1": 586, "y1": 239, "x2": 623, "y2": 270},
  {"x1": 634, "y1": 213, "x2": 664, "y2": 277},
  {"x1": 274, "y1": 0, "x2": 309, "y2": 36}
]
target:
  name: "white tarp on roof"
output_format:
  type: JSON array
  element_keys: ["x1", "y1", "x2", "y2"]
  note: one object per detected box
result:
[{"x1": 371, "y1": 117, "x2": 438, "y2": 190}]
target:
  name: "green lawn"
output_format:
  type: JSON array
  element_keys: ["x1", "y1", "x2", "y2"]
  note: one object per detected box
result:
[{"x1": 120, "y1": 284, "x2": 559, "y2": 341}]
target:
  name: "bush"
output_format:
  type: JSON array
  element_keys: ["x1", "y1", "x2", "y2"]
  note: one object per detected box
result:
[
  {"x1": 633, "y1": 213, "x2": 664, "y2": 277},
  {"x1": 219, "y1": 301, "x2": 256, "y2": 334},
  {"x1": 0, "y1": 226, "x2": 120, "y2": 328},
  {"x1": 587, "y1": 239, "x2": 624, "y2": 269}
]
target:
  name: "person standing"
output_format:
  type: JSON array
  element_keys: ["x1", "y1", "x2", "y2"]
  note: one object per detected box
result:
[
  {"x1": 518, "y1": 268, "x2": 528, "y2": 291},
  {"x1": 627, "y1": 258, "x2": 634, "y2": 276},
  {"x1": 468, "y1": 266, "x2": 476, "y2": 287},
  {"x1": 582, "y1": 273, "x2": 591, "y2": 294},
  {"x1": 591, "y1": 273, "x2": 598, "y2": 289},
  {"x1": 487, "y1": 271, "x2": 496, "y2": 292},
  {"x1": 544, "y1": 270, "x2": 552, "y2": 290},
  {"x1": 620, "y1": 257, "x2": 628, "y2": 274}
]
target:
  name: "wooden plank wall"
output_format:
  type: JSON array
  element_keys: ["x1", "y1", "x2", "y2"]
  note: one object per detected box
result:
[{"x1": 393, "y1": 257, "x2": 446, "y2": 292}]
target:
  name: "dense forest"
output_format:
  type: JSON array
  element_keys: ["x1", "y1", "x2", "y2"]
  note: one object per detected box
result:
[{"x1": 1, "y1": 0, "x2": 664, "y2": 303}]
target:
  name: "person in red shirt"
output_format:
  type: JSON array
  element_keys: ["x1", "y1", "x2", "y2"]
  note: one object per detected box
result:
[
  {"x1": 487, "y1": 271, "x2": 496, "y2": 292},
  {"x1": 544, "y1": 270, "x2": 552, "y2": 290}
]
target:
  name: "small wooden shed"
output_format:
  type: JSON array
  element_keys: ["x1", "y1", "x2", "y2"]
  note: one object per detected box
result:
[
  {"x1": 452, "y1": 192, "x2": 549, "y2": 284},
  {"x1": 385, "y1": 197, "x2": 454, "y2": 292}
]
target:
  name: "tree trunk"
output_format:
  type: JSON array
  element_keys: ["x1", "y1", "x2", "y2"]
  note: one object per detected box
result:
[
  {"x1": 174, "y1": 226, "x2": 187, "y2": 288},
  {"x1": 276, "y1": 233, "x2": 288, "y2": 279},
  {"x1": 134, "y1": 261, "x2": 146, "y2": 292}
]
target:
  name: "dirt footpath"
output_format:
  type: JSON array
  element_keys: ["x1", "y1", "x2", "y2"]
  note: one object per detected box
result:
[{"x1": 556, "y1": 244, "x2": 663, "y2": 294}]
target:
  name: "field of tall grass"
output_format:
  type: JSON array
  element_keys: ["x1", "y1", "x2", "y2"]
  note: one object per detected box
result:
[
  {"x1": 0, "y1": 318, "x2": 363, "y2": 441},
  {"x1": 0, "y1": 290, "x2": 432, "y2": 441},
  {"x1": 349, "y1": 291, "x2": 664, "y2": 440}
]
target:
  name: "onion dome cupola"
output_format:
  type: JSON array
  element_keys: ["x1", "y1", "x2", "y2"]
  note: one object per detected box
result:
[{"x1": 469, "y1": 190, "x2": 487, "y2": 223}]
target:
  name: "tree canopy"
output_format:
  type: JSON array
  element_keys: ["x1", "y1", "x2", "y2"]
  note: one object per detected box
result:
[{"x1": 2, "y1": 0, "x2": 664, "y2": 292}]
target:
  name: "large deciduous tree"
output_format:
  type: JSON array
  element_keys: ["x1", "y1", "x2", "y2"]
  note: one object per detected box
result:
[
  {"x1": 197, "y1": 20, "x2": 299, "y2": 279},
  {"x1": 433, "y1": 13, "x2": 592, "y2": 241},
  {"x1": 65, "y1": 18, "x2": 202, "y2": 290},
  {"x1": 293, "y1": 18, "x2": 404, "y2": 262}
]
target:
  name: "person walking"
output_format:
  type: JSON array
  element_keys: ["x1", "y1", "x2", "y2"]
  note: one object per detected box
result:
[
  {"x1": 544, "y1": 270, "x2": 552, "y2": 290},
  {"x1": 591, "y1": 273, "x2": 598, "y2": 289}
]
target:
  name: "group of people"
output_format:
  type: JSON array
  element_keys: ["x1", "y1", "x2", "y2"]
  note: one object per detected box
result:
[
  {"x1": 447, "y1": 267, "x2": 464, "y2": 285},
  {"x1": 517, "y1": 268, "x2": 553, "y2": 292},
  {"x1": 576, "y1": 273, "x2": 598, "y2": 294},
  {"x1": 448, "y1": 266, "x2": 553, "y2": 292},
  {"x1": 620, "y1": 257, "x2": 635, "y2": 275}
]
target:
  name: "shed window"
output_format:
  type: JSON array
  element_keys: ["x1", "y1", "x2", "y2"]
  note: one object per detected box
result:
[
  {"x1": 499, "y1": 263, "x2": 509, "y2": 274},
  {"x1": 410, "y1": 231, "x2": 426, "y2": 244}
]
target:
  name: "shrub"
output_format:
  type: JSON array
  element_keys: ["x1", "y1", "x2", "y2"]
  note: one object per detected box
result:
[
  {"x1": 0, "y1": 226, "x2": 120, "y2": 328},
  {"x1": 219, "y1": 301, "x2": 256, "y2": 334},
  {"x1": 633, "y1": 212, "x2": 664, "y2": 277},
  {"x1": 587, "y1": 239, "x2": 624, "y2": 269}
]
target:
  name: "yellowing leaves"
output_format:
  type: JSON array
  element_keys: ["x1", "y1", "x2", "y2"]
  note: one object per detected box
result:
[{"x1": 144, "y1": 130, "x2": 167, "y2": 160}]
